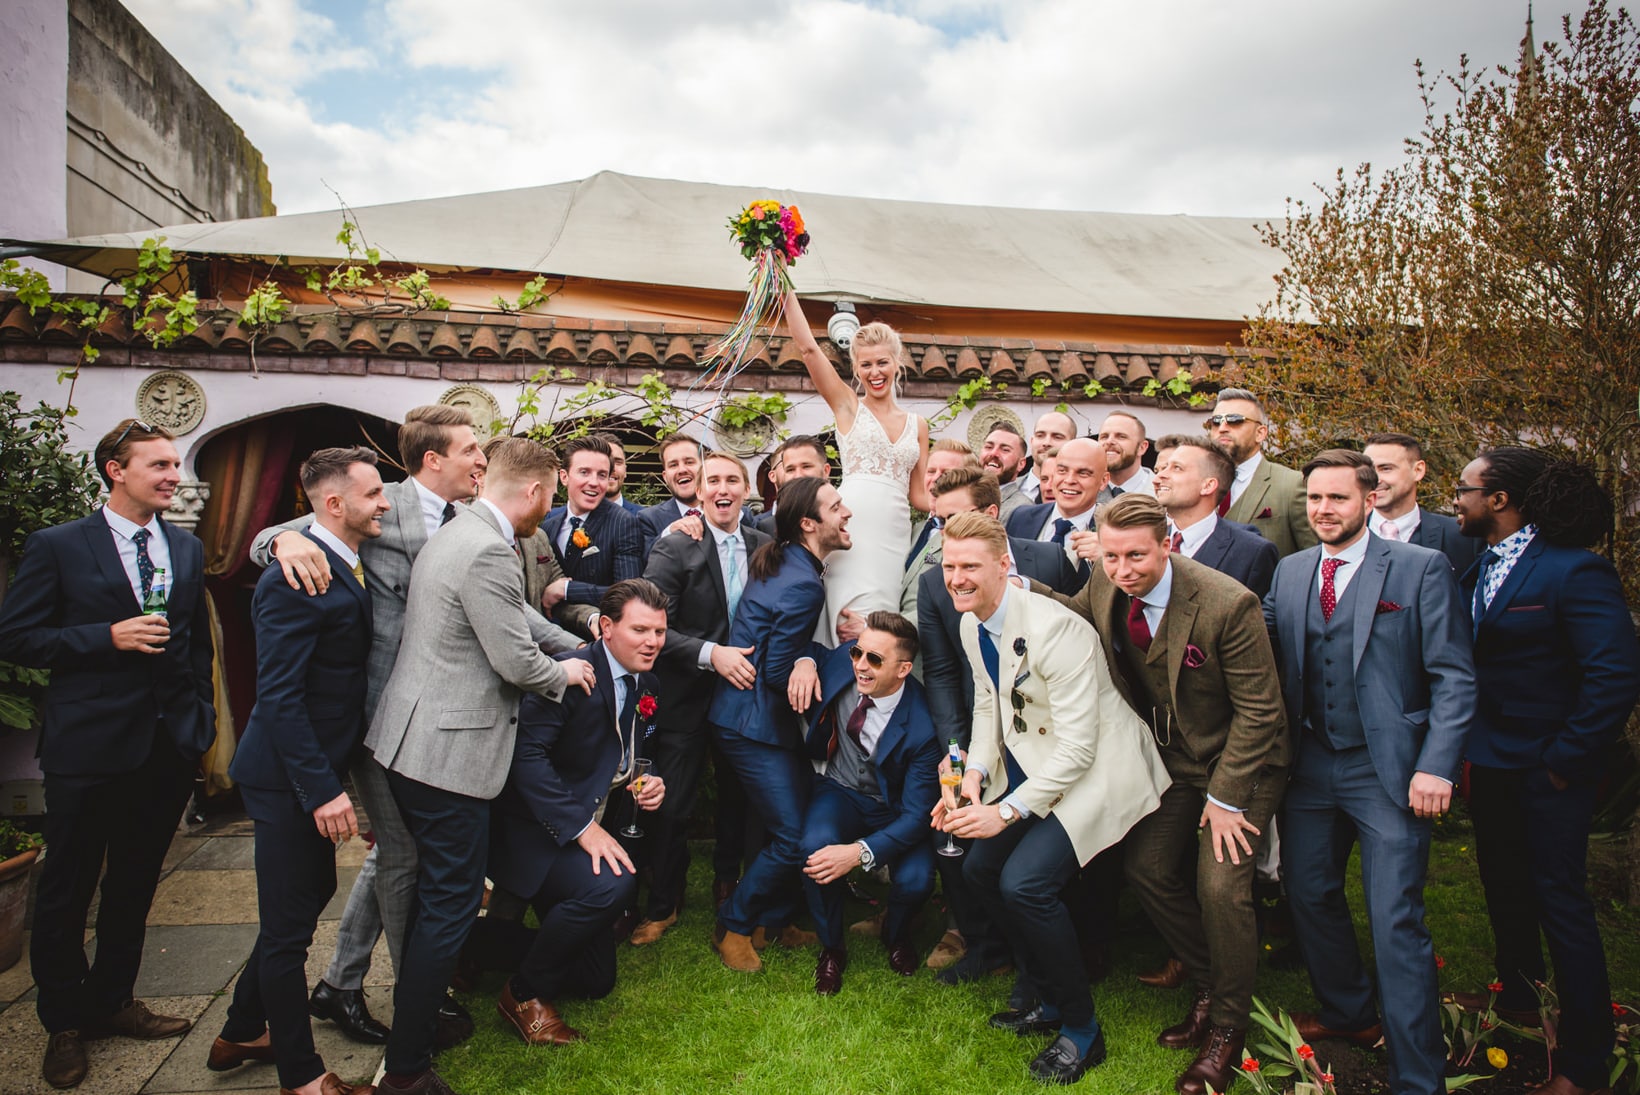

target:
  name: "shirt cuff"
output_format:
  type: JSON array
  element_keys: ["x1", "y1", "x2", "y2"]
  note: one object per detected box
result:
[
  {"x1": 571, "y1": 819, "x2": 591, "y2": 841},
  {"x1": 697, "y1": 641, "x2": 717, "y2": 670},
  {"x1": 1001, "y1": 792, "x2": 1032, "y2": 819},
  {"x1": 1417, "y1": 772, "x2": 1454, "y2": 786},
  {"x1": 1205, "y1": 793, "x2": 1243, "y2": 813}
]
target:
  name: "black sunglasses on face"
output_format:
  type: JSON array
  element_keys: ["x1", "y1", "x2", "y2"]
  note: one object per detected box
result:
[
  {"x1": 849, "y1": 647, "x2": 900, "y2": 669},
  {"x1": 1203, "y1": 414, "x2": 1258, "y2": 428}
]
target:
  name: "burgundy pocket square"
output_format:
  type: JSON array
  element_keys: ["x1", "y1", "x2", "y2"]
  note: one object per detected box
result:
[
  {"x1": 536, "y1": 555, "x2": 551, "y2": 565},
  {"x1": 1257, "y1": 507, "x2": 1274, "y2": 519},
  {"x1": 1376, "y1": 600, "x2": 1403, "y2": 614},
  {"x1": 1506, "y1": 604, "x2": 1547, "y2": 612},
  {"x1": 1182, "y1": 643, "x2": 1208, "y2": 668}
]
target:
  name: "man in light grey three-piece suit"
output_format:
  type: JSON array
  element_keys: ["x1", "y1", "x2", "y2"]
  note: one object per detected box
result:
[
  {"x1": 364, "y1": 437, "x2": 596, "y2": 1094},
  {"x1": 1263, "y1": 449, "x2": 1475, "y2": 1095},
  {"x1": 250, "y1": 406, "x2": 581, "y2": 1045}
]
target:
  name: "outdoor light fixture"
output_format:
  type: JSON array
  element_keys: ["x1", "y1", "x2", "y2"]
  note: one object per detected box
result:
[{"x1": 827, "y1": 301, "x2": 860, "y2": 349}]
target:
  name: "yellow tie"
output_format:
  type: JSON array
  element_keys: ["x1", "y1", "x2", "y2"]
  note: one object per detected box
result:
[{"x1": 350, "y1": 559, "x2": 365, "y2": 588}]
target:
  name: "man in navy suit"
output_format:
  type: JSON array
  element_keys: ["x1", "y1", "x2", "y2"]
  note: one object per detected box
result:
[
  {"x1": 1152, "y1": 435, "x2": 1279, "y2": 599},
  {"x1": 633, "y1": 451, "x2": 770, "y2": 944},
  {"x1": 0, "y1": 419, "x2": 215, "y2": 1089},
  {"x1": 539, "y1": 435, "x2": 643, "y2": 629},
  {"x1": 208, "y1": 447, "x2": 386, "y2": 1095},
  {"x1": 483, "y1": 580, "x2": 668, "y2": 1046},
  {"x1": 1364, "y1": 433, "x2": 1483, "y2": 575},
  {"x1": 1265, "y1": 449, "x2": 1475, "y2": 1095},
  {"x1": 709, "y1": 476, "x2": 849, "y2": 972},
  {"x1": 637, "y1": 434, "x2": 705, "y2": 559},
  {"x1": 1452, "y1": 448, "x2": 1640, "y2": 1095},
  {"x1": 1004, "y1": 437, "x2": 1107, "y2": 581},
  {"x1": 799, "y1": 612, "x2": 942, "y2": 994}
]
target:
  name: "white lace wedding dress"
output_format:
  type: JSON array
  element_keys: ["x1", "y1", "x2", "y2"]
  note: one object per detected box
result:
[{"x1": 818, "y1": 407, "x2": 921, "y2": 644}]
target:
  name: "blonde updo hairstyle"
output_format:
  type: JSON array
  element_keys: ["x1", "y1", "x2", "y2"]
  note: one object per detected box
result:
[{"x1": 849, "y1": 321, "x2": 905, "y2": 398}]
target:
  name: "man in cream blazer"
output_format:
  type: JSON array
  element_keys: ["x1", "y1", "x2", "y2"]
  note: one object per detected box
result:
[{"x1": 938, "y1": 512, "x2": 1169, "y2": 1087}]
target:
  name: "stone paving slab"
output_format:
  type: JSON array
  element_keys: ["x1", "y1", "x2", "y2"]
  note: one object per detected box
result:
[
  {"x1": 0, "y1": 993, "x2": 213, "y2": 1095},
  {"x1": 0, "y1": 930, "x2": 34, "y2": 1008},
  {"x1": 131, "y1": 924, "x2": 260, "y2": 998},
  {"x1": 176, "y1": 838, "x2": 255, "y2": 872}
]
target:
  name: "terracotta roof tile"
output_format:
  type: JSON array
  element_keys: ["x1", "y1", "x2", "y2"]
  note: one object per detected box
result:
[
  {"x1": 346, "y1": 319, "x2": 384, "y2": 353},
  {"x1": 1094, "y1": 352, "x2": 1122, "y2": 386},
  {"x1": 953, "y1": 346, "x2": 984, "y2": 378},
  {"x1": 427, "y1": 324, "x2": 464, "y2": 357},
  {"x1": 1056, "y1": 351, "x2": 1088, "y2": 384},
  {"x1": 625, "y1": 333, "x2": 658, "y2": 365},
  {"x1": 918, "y1": 345, "x2": 951, "y2": 378},
  {"x1": 219, "y1": 319, "x2": 253, "y2": 350},
  {"x1": 503, "y1": 328, "x2": 541, "y2": 361},
  {"x1": 587, "y1": 332, "x2": 620, "y2": 363},
  {"x1": 304, "y1": 317, "x2": 343, "y2": 353},
  {"x1": 664, "y1": 335, "x2": 696, "y2": 367},
  {"x1": 545, "y1": 330, "x2": 578, "y2": 362},
  {"x1": 386, "y1": 321, "x2": 421, "y2": 354},
  {"x1": 39, "y1": 311, "x2": 81, "y2": 343},
  {"x1": 1022, "y1": 350, "x2": 1053, "y2": 381},
  {"x1": 0, "y1": 303, "x2": 38, "y2": 339},
  {"x1": 468, "y1": 325, "x2": 502, "y2": 359},
  {"x1": 986, "y1": 349, "x2": 1017, "y2": 382},
  {"x1": 260, "y1": 322, "x2": 303, "y2": 351}
]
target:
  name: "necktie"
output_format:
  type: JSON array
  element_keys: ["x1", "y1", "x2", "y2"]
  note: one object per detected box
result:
[
  {"x1": 566, "y1": 515, "x2": 585, "y2": 562},
  {"x1": 977, "y1": 627, "x2": 1028, "y2": 791},
  {"x1": 685, "y1": 507, "x2": 702, "y2": 520},
  {"x1": 1169, "y1": 530, "x2": 1184, "y2": 554},
  {"x1": 724, "y1": 534, "x2": 744, "y2": 620},
  {"x1": 1217, "y1": 492, "x2": 1232, "y2": 517},
  {"x1": 1108, "y1": 485, "x2": 1125, "y2": 497},
  {"x1": 1473, "y1": 548, "x2": 1500, "y2": 623},
  {"x1": 1320, "y1": 557, "x2": 1344, "y2": 621},
  {"x1": 131, "y1": 527, "x2": 156, "y2": 599},
  {"x1": 1126, "y1": 595, "x2": 1153, "y2": 653},
  {"x1": 618, "y1": 673, "x2": 638, "y2": 753},
  {"x1": 1380, "y1": 521, "x2": 1400, "y2": 541},
  {"x1": 905, "y1": 516, "x2": 939, "y2": 569},
  {"x1": 1050, "y1": 517, "x2": 1074, "y2": 544},
  {"x1": 441, "y1": 502, "x2": 457, "y2": 526},
  {"x1": 845, "y1": 696, "x2": 874, "y2": 752},
  {"x1": 350, "y1": 559, "x2": 366, "y2": 588}
]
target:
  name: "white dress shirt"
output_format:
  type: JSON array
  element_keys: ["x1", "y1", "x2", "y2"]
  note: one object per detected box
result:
[
  {"x1": 695, "y1": 522, "x2": 749, "y2": 669},
  {"x1": 476, "y1": 497, "x2": 517, "y2": 548},
  {"x1": 556, "y1": 502, "x2": 599, "y2": 555},
  {"x1": 411, "y1": 476, "x2": 454, "y2": 541},
  {"x1": 103, "y1": 505, "x2": 171, "y2": 606},
  {"x1": 1229, "y1": 453, "x2": 1264, "y2": 508},
  {"x1": 1107, "y1": 465, "x2": 1155, "y2": 497},
  {"x1": 1172, "y1": 512, "x2": 1219, "y2": 558},
  {"x1": 1314, "y1": 529, "x2": 1371, "y2": 600},
  {"x1": 307, "y1": 522, "x2": 360, "y2": 571},
  {"x1": 1368, "y1": 506, "x2": 1422, "y2": 542},
  {"x1": 837, "y1": 684, "x2": 904, "y2": 761}
]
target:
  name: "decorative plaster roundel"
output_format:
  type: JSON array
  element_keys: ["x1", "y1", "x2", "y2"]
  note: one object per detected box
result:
[
  {"x1": 965, "y1": 404, "x2": 1026, "y2": 452},
  {"x1": 438, "y1": 384, "x2": 504, "y2": 432},
  {"x1": 135, "y1": 370, "x2": 207, "y2": 435}
]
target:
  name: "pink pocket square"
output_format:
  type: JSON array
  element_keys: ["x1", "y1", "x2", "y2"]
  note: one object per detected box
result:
[
  {"x1": 1182, "y1": 643, "x2": 1208, "y2": 668},
  {"x1": 1376, "y1": 600, "x2": 1403, "y2": 614},
  {"x1": 1257, "y1": 507, "x2": 1274, "y2": 519}
]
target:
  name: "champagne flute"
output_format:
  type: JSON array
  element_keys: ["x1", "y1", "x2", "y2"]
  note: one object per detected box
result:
[
  {"x1": 621, "y1": 758, "x2": 653, "y2": 839},
  {"x1": 937, "y1": 769, "x2": 966, "y2": 858}
]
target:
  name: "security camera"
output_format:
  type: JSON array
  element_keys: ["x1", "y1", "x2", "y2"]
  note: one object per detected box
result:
[{"x1": 827, "y1": 302, "x2": 860, "y2": 350}]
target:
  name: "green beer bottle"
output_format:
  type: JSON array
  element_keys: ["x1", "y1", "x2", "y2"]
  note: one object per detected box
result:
[{"x1": 143, "y1": 567, "x2": 169, "y2": 617}]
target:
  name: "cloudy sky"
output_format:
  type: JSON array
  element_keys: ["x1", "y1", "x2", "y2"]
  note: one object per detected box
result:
[{"x1": 121, "y1": 0, "x2": 1571, "y2": 221}]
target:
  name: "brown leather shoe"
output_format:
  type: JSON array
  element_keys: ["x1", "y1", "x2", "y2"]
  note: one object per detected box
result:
[
  {"x1": 886, "y1": 939, "x2": 919, "y2": 976},
  {"x1": 1524, "y1": 1077, "x2": 1615, "y2": 1095},
  {"x1": 280, "y1": 1073, "x2": 376, "y2": 1095},
  {"x1": 849, "y1": 911, "x2": 887, "y2": 937},
  {"x1": 1158, "y1": 990, "x2": 1214, "y2": 1049},
  {"x1": 1176, "y1": 1025, "x2": 1245, "y2": 1095},
  {"x1": 713, "y1": 923, "x2": 762, "y2": 972},
  {"x1": 629, "y1": 911, "x2": 678, "y2": 946},
  {"x1": 83, "y1": 999, "x2": 191, "y2": 1040},
  {"x1": 42, "y1": 1030, "x2": 87, "y2": 1089},
  {"x1": 207, "y1": 1031, "x2": 277, "y2": 1071},
  {"x1": 496, "y1": 982, "x2": 584, "y2": 1046},
  {"x1": 376, "y1": 1068, "x2": 458, "y2": 1094},
  {"x1": 815, "y1": 947, "x2": 846, "y2": 995},
  {"x1": 925, "y1": 929, "x2": 966, "y2": 970},
  {"x1": 1138, "y1": 957, "x2": 1189, "y2": 989},
  {"x1": 1290, "y1": 1010, "x2": 1384, "y2": 1048}
]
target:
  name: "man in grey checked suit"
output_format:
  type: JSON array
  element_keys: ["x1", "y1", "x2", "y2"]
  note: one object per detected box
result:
[
  {"x1": 251, "y1": 406, "x2": 581, "y2": 1044},
  {"x1": 365, "y1": 437, "x2": 595, "y2": 1095}
]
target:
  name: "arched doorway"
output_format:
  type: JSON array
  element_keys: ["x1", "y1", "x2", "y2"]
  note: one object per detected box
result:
[{"x1": 191, "y1": 404, "x2": 400, "y2": 796}]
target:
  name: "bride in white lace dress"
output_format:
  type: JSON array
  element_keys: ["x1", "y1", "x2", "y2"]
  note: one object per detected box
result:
[{"x1": 783, "y1": 291, "x2": 930, "y2": 643}]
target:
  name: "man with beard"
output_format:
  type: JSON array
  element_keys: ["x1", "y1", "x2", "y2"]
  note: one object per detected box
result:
[
  {"x1": 1265, "y1": 449, "x2": 1473, "y2": 1095},
  {"x1": 637, "y1": 434, "x2": 705, "y2": 559},
  {"x1": 1207, "y1": 389, "x2": 1315, "y2": 557},
  {"x1": 900, "y1": 440, "x2": 979, "y2": 627},
  {"x1": 1020, "y1": 411, "x2": 1076, "y2": 504},
  {"x1": 1151, "y1": 435, "x2": 1279, "y2": 599},
  {"x1": 980, "y1": 424, "x2": 1033, "y2": 521},
  {"x1": 1096, "y1": 411, "x2": 1154, "y2": 499}
]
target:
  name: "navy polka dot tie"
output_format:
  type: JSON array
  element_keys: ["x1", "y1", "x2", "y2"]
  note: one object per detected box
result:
[{"x1": 132, "y1": 528, "x2": 156, "y2": 599}]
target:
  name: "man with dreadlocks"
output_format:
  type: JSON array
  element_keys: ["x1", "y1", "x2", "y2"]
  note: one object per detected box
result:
[{"x1": 1452, "y1": 447, "x2": 1640, "y2": 1095}]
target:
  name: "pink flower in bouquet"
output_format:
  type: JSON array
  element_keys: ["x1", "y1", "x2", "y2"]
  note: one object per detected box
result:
[{"x1": 750, "y1": 205, "x2": 765, "y2": 220}]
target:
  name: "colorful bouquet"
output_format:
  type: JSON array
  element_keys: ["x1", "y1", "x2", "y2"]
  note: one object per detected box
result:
[{"x1": 700, "y1": 200, "x2": 812, "y2": 387}]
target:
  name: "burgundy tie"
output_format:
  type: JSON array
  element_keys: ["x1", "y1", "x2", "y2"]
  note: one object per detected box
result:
[
  {"x1": 845, "y1": 696, "x2": 874, "y2": 751},
  {"x1": 1126, "y1": 596, "x2": 1152, "y2": 653},
  {"x1": 686, "y1": 508, "x2": 702, "y2": 520},
  {"x1": 1217, "y1": 491, "x2": 1233, "y2": 518},
  {"x1": 1320, "y1": 557, "x2": 1343, "y2": 621},
  {"x1": 1169, "y1": 530, "x2": 1184, "y2": 554}
]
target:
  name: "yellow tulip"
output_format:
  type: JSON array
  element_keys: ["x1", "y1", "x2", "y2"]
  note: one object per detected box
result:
[{"x1": 1487, "y1": 1047, "x2": 1508, "y2": 1069}]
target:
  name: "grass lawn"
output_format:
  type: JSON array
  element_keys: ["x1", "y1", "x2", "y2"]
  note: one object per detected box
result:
[{"x1": 440, "y1": 810, "x2": 1640, "y2": 1094}]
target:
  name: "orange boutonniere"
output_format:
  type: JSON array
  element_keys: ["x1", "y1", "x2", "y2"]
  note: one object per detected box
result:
[{"x1": 571, "y1": 528, "x2": 592, "y2": 549}]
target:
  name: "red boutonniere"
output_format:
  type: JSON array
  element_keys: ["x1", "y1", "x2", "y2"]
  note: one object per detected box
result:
[
  {"x1": 1257, "y1": 507, "x2": 1274, "y2": 519},
  {"x1": 571, "y1": 528, "x2": 593, "y2": 550},
  {"x1": 1376, "y1": 600, "x2": 1404, "y2": 614},
  {"x1": 637, "y1": 693, "x2": 657, "y2": 720},
  {"x1": 1182, "y1": 643, "x2": 1207, "y2": 668}
]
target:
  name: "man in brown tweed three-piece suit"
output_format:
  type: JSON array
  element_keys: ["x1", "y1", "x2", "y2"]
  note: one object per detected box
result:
[{"x1": 1044, "y1": 494, "x2": 1288, "y2": 1095}]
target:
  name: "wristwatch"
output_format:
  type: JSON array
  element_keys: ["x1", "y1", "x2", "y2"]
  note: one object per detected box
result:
[
  {"x1": 856, "y1": 840, "x2": 876, "y2": 870},
  {"x1": 997, "y1": 802, "x2": 1021, "y2": 826}
]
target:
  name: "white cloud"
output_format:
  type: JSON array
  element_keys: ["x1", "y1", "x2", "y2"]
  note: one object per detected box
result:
[{"x1": 118, "y1": 0, "x2": 1574, "y2": 221}]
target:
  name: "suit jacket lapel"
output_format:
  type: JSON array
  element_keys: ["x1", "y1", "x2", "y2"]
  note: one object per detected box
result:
[
  {"x1": 1352, "y1": 539, "x2": 1391, "y2": 671},
  {"x1": 1231, "y1": 461, "x2": 1274, "y2": 521},
  {"x1": 391, "y1": 479, "x2": 430, "y2": 563},
  {"x1": 1159, "y1": 573, "x2": 1199, "y2": 690},
  {"x1": 84, "y1": 512, "x2": 142, "y2": 615},
  {"x1": 1281, "y1": 548, "x2": 1317, "y2": 680},
  {"x1": 1194, "y1": 524, "x2": 1229, "y2": 571},
  {"x1": 701, "y1": 530, "x2": 730, "y2": 608},
  {"x1": 311, "y1": 531, "x2": 371, "y2": 616},
  {"x1": 542, "y1": 509, "x2": 567, "y2": 564},
  {"x1": 1000, "y1": 591, "x2": 1029, "y2": 701},
  {"x1": 1479, "y1": 537, "x2": 1542, "y2": 631}
]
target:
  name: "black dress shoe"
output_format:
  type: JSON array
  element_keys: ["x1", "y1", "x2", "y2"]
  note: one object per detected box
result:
[
  {"x1": 988, "y1": 1003, "x2": 1061, "y2": 1037},
  {"x1": 433, "y1": 994, "x2": 475, "y2": 1051},
  {"x1": 1028, "y1": 1031, "x2": 1108, "y2": 1085},
  {"x1": 814, "y1": 948, "x2": 846, "y2": 996},
  {"x1": 885, "y1": 939, "x2": 919, "y2": 977},
  {"x1": 309, "y1": 981, "x2": 390, "y2": 1045}
]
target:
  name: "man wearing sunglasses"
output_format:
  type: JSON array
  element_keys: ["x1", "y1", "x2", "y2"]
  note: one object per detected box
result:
[
  {"x1": 796, "y1": 611, "x2": 942, "y2": 995},
  {"x1": 0, "y1": 419, "x2": 215, "y2": 1089},
  {"x1": 1205, "y1": 389, "x2": 1316, "y2": 558},
  {"x1": 936, "y1": 512, "x2": 1170, "y2": 1086}
]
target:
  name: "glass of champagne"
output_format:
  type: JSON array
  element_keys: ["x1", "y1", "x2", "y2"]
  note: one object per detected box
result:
[
  {"x1": 621, "y1": 758, "x2": 653, "y2": 839},
  {"x1": 938, "y1": 768, "x2": 966, "y2": 858}
]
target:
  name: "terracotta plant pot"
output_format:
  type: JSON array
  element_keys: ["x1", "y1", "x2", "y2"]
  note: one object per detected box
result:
[{"x1": 0, "y1": 847, "x2": 41, "y2": 972}]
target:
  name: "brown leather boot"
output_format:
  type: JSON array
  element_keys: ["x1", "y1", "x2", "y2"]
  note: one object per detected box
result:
[
  {"x1": 1158, "y1": 989, "x2": 1213, "y2": 1049},
  {"x1": 495, "y1": 982, "x2": 584, "y2": 1046},
  {"x1": 1138, "y1": 956, "x2": 1189, "y2": 988},
  {"x1": 1176, "y1": 1025, "x2": 1245, "y2": 1095},
  {"x1": 628, "y1": 911, "x2": 678, "y2": 946},
  {"x1": 713, "y1": 923, "x2": 763, "y2": 972}
]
